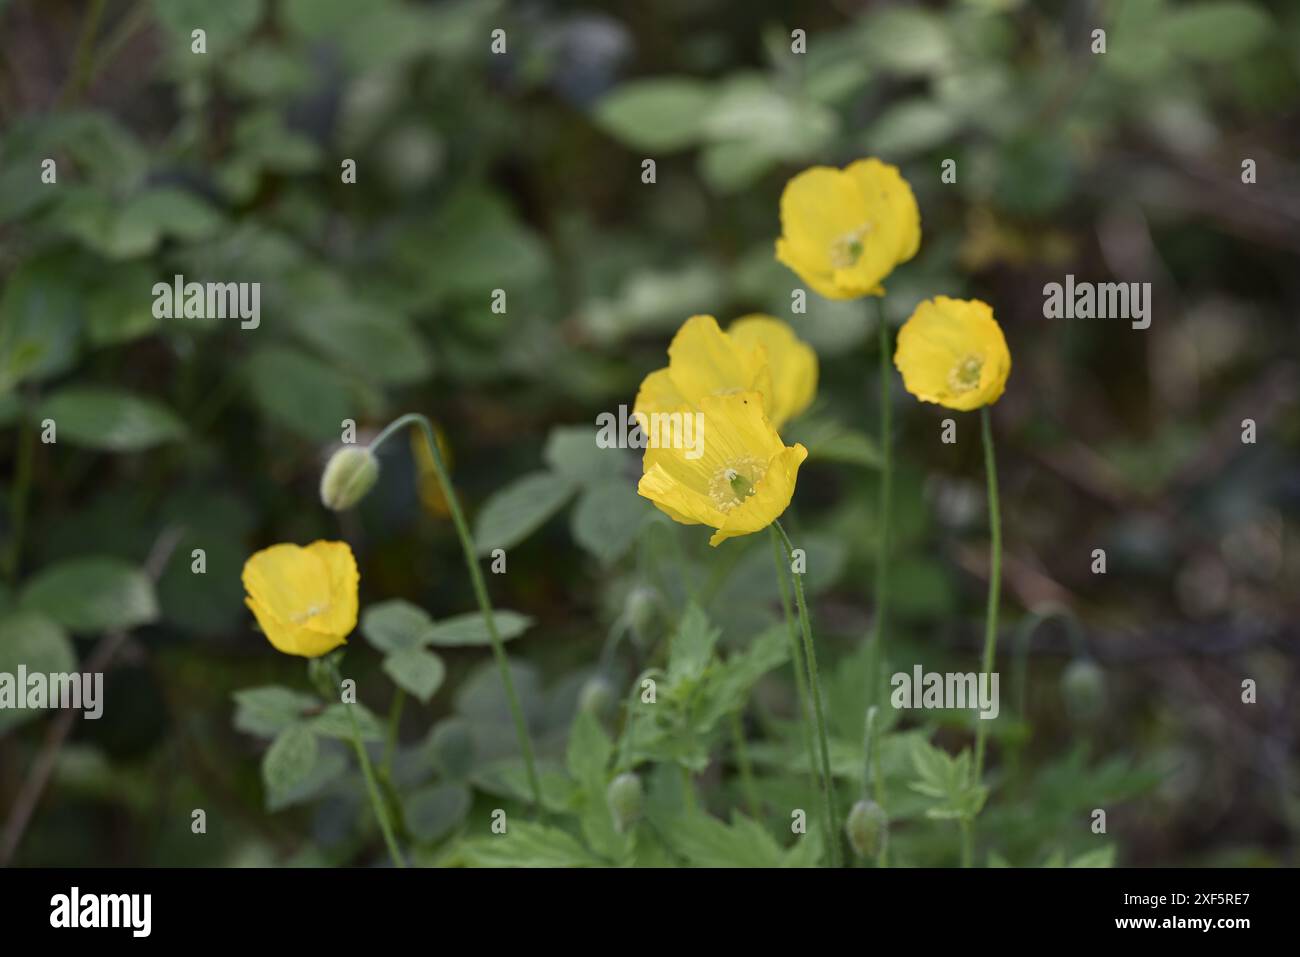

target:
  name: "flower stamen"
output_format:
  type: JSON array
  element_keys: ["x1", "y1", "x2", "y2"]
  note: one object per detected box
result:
[{"x1": 948, "y1": 354, "x2": 984, "y2": 395}]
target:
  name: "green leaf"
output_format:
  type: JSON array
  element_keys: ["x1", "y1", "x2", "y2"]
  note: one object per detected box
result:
[
  {"x1": 152, "y1": 0, "x2": 264, "y2": 57},
  {"x1": 423, "y1": 610, "x2": 534, "y2": 647},
  {"x1": 383, "y1": 646, "x2": 446, "y2": 703},
  {"x1": 0, "y1": 612, "x2": 77, "y2": 732},
  {"x1": 472, "y1": 471, "x2": 576, "y2": 555},
  {"x1": 652, "y1": 807, "x2": 786, "y2": 867},
  {"x1": 543, "y1": 425, "x2": 630, "y2": 486},
  {"x1": 361, "y1": 600, "x2": 434, "y2": 652},
  {"x1": 864, "y1": 100, "x2": 959, "y2": 158},
  {"x1": 232, "y1": 686, "x2": 320, "y2": 738},
  {"x1": 667, "y1": 603, "x2": 718, "y2": 684},
  {"x1": 310, "y1": 703, "x2": 384, "y2": 741},
  {"x1": 0, "y1": 253, "x2": 83, "y2": 390},
  {"x1": 1163, "y1": 2, "x2": 1270, "y2": 61},
  {"x1": 860, "y1": 7, "x2": 953, "y2": 75},
  {"x1": 403, "y1": 782, "x2": 471, "y2": 842},
  {"x1": 21, "y1": 557, "x2": 159, "y2": 632},
  {"x1": 244, "y1": 346, "x2": 358, "y2": 442},
  {"x1": 458, "y1": 821, "x2": 603, "y2": 867},
  {"x1": 261, "y1": 724, "x2": 318, "y2": 808},
  {"x1": 39, "y1": 388, "x2": 184, "y2": 452},
  {"x1": 566, "y1": 710, "x2": 612, "y2": 790},
  {"x1": 570, "y1": 480, "x2": 648, "y2": 566},
  {"x1": 593, "y1": 78, "x2": 714, "y2": 151}
]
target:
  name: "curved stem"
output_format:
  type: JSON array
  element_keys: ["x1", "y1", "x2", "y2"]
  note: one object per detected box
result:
[
  {"x1": 769, "y1": 527, "x2": 818, "y2": 798},
  {"x1": 973, "y1": 407, "x2": 1002, "y2": 783},
  {"x1": 869, "y1": 298, "x2": 893, "y2": 707},
  {"x1": 332, "y1": 665, "x2": 405, "y2": 868},
  {"x1": 774, "y1": 519, "x2": 841, "y2": 868},
  {"x1": 370, "y1": 414, "x2": 542, "y2": 812}
]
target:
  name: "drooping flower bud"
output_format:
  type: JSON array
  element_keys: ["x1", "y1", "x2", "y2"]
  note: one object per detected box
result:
[
  {"x1": 1061, "y1": 658, "x2": 1107, "y2": 722},
  {"x1": 320, "y1": 446, "x2": 379, "y2": 511},
  {"x1": 607, "y1": 772, "x2": 644, "y2": 833},
  {"x1": 578, "y1": 675, "x2": 615, "y2": 716},
  {"x1": 845, "y1": 799, "x2": 887, "y2": 858}
]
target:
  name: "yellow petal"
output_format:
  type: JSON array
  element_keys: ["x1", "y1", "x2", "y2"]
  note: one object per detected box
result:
[
  {"x1": 665, "y1": 314, "x2": 771, "y2": 409},
  {"x1": 776, "y1": 158, "x2": 921, "y2": 300},
  {"x1": 637, "y1": 392, "x2": 805, "y2": 546},
  {"x1": 893, "y1": 296, "x2": 1011, "y2": 411},
  {"x1": 632, "y1": 367, "x2": 685, "y2": 422},
  {"x1": 241, "y1": 540, "x2": 359, "y2": 658},
  {"x1": 727, "y1": 315, "x2": 818, "y2": 429}
]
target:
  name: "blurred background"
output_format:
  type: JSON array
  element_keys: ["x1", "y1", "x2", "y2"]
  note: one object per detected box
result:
[{"x1": 0, "y1": 0, "x2": 1297, "y2": 866}]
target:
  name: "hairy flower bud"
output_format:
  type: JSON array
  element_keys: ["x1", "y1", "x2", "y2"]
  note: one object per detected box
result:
[
  {"x1": 607, "y1": 772, "x2": 644, "y2": 834},
  {"x1": 1061, "y1": 658, "x2": 1106, "y2": 722},
  {"x1": 578, "y1": 675, "x2": 615, "y2": 716},
  {"x1": 845, "y1": 799, "x2": 887, "y2": 859},
  {"x1": 320, "y1": 446, "x2": 379, "y2": 511}
]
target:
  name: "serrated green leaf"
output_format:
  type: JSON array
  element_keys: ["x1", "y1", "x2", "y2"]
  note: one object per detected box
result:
[
  {"x1": 424, "y1": 610, "x2": 533, "y2": 647},
  {"x1": 232, "y1": 685, "x2": 320, "y2": 738},
  {"x1": 262, "y1": 724, "x2": 318, "y2": 807},
  {"x1": 361, "y1": 599, "x2": 434, "y2": 652},
  {"x1": 383, "y1": 646, "x2": 446, "y2": 703},
  {"x1": 310, "y1": 703, "x2": 384, "y2": 741},
  {"x1": 667, "y1": 603, "x2": 718, "y2": 684},
  {"x1": 472, "y1": 471, "x2": 575, "y2": 555},
  {"x1": 458, "y1": 821, "x2": 603, "y2": 868},
  {"x1": 570, "y1": 480, "x2": 648, "y2": 565},
  {"x1": 566, "y1": 710, "x2": 612, "y2": 790}
]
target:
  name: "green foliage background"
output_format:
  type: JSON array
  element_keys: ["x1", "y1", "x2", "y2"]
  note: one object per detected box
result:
[{"x1": 0, "y1": 0, "x2": 1297, "y2": 867}]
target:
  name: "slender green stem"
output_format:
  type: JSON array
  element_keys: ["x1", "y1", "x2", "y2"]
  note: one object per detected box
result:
[
  {"x1": 330, "y1": 666, "x2": 405, "y2": 868},
  {"x1": 4, "y1": 408, "x2": 34, "y2": 584},
  {"x1": 59, "y1": 0, "x2": 107, "y2": 106},
  {"x1": 769, "y1": 526, "x2": 818, "y2": 797},
  {"x1": 774, "y1": 519, "x2": 841, "y2": 868},
  {"x1": 381, "y1": 687, "x2": 406, "y2": 779},
  {"x1": 369, "y1": 414, "x2": 542, "y2": 812},
  {"x1": 863, "y1": 706, "x2": 889, "y2": 867},
  {"x1": 973, "y1": 408, "x2": 1003, "y2": 783},
  {"x1": 730, "y1": 710, "x2": 761, "y2": 819},
  {"x1": 869, "y1": 299, "x2": 893, "y2": 707}
]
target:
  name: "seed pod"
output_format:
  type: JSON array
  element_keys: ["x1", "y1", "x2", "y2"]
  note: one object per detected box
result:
[
  {"x1": 845, "y1": 799, "x2": 887, "y2": 858},
  {"x1": 1061, "y1": 658, "x2": 1106, "y2": 722},
  {"x1": 320, "y1": 446, "x2": 379, "y2": 511},
  {"x1": 606, "y1": 773, "x2": 644, "y2": 834}
]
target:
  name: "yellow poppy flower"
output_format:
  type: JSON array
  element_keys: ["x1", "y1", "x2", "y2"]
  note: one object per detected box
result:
[
  {"x1": 893, "y1": 296, "x2": 1011, "y2": 411},
  {"x1": 633, "y1": 314, "x2": 816, "y2": 433},
  {"x1": 637, "y1": 391, "x2": 808, "y2": 546},
  {"x1": 242, "y1": 541, "x2": 360, "y2": 657},
  {"x1": 726, "y1": 315, "x2": 818, "y2": 428},
  {"x1": 775, "y1": 158, "x2": 921, "y2": 300}
]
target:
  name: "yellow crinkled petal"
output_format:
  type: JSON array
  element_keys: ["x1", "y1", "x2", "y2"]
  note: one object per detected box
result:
[
  {"x1": 245, "y1": 596, "x2": 347, "y2": 658},
  {"x1": 637, "y1": 393, "x2": 805, "y2": 546},
  {"x1": 727, "y1": 315, "x2": 818, "y2": 429},
  {"x1": 241, "y1": 540, "x2": 358, "y2": 658},
  {"x1": 632, "y1": 367, "x2": 685, "y2": 422},
  {"x1": 664, "y1": 315, "x2": 770, "y2": 410},
  {"x1": 893, "y1": 296, "x2": 1011, "y2": 411},
  {"x1": 776, "y1": 157, "x2": 922, "y2": 301}
]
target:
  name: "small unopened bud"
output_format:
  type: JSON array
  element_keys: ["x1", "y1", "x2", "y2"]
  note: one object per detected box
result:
[
  {"x1": 320, "y1": 446, "x2": 379, "y2": 511},
  {"x1": 607, "y1": 772, "x2": 643, "y2": 833},
  {"x1": 624, "y1": 586, "x2": 657, "y2": 636},
  {"x1": 1061, "y1": 658, "x2": 1106, "y2": 721},
  {"x1": 579, "y1": 676, "x2": 615, "y2": 716},
  {"x1": 845, "y1": 799, "x2": 887, "y2": 858}
]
